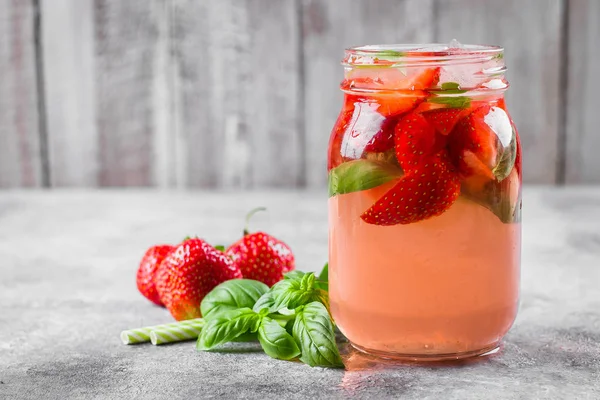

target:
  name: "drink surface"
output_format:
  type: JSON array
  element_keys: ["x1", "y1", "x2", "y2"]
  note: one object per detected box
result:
[{"x1": 327, "y1": 44, "x2": 522, "y2": 358}]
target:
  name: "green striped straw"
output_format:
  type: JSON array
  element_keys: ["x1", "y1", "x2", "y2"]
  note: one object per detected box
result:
[
  {"x1": 150, "y1": 319, "x2": 206, "y2": 345},
  {"x1": 120, "y1": 318, "x2": 204, "y2": 345}
]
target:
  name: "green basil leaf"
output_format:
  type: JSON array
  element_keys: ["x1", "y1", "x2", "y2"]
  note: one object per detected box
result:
[
  {"x1": 258, "y1": 317, "x2": 301, "y2": 361},
  {"x1": 316, "y1": 263, "x2": 329, "y2": 292},
  {"x1": 269, "y1": 279, "x2": 313, "y2": 312},
  {"x1": 292, "y1": 302, "x2": 344, "y2": 368},
  {"x1": 428, "y1": 96, "x2": 471, "y2": 108},
  {"x1": 441, "y1": 82, "x2": 460, "y2": 91},
  {"x1": 214, "y1": 245, "x2": 226, "y2": 252},
  {"x1": 196, "y1": 308, "x2": 259, "y2": 350},
  {"x1": 328, "y1": 159, "x2": 403, "y2": 197},
  {"x1": 270, "y1": 273, "x2": 330, "y2": 313},
  {"x1": 200, "y1": 279, "x2": 269, "y2": 319},
  {"x1": 429, "y1": 81, "x2": 468, "y2": 95},
  {"x1": 252, "y1": 291, "x2": 276, "y2": 313},
  {"x1": 376, "y1": 49, "x2": 405, "y2": 57},
  {"x1": 283, "y1": 270, "x2": 305, "y2": 280},
  {"x1": 492, "y1": 128, "x2": 517, "y2": 182},
  {"x1": 317, "y1": 263, "x2": 328, "y2": 283}
]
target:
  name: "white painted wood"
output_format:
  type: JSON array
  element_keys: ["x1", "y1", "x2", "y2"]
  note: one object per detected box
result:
[
  {"x1": 41, "y1": 0, "x2": 98, "y2": 186},
  {"x1": 435, "y1": 0, "x2": 563, "y2": 184},
  {"x1": 301, "y1": 0, "x2": 436, "y2": 188},
  {"x1": 565, "y1": 0, "x2": 600, "y2": 183},
  {"x1": 0, "y1": 0, "x2": 42, "y2": 187},
  {"x1": 94, "y1": 0, "x2": 172, "y2": 186},
  {"x1": 172, "y1": 0, "x2": 302, "y2": 188}
]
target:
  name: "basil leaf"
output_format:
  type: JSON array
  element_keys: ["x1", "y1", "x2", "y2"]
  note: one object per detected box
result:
[
  {"x1": 317, "y1": 263, "x2": 328, "y2": 282},
  {"x1": 293, "y1": 302, "x2": 344, "y2": 368},
  {"x1": 196, "y1": 308, "x2": 260, "y2": 350},
  {"x1": 429, "y1": 81, "x2": 468, "y2": 95},
  {"x1": 441, "y1": 82, "x2": 460, "y2": 91},
  {"x1": 492, "y1": 128, "x2": 517, "y2": 182},
  {"x1": 252, "y1": 291, "x2": 276, "y2": 313},
  {"x1": 269, "y1": 279, "x2": 313, "y2": 312},
  {"x1": 214, "y1": 245, "x2": 226, "y2": 252},
  {"x1": 258, "y1": 317, "x2": 301, "y2": 361},
  {"x1": 201, "y1": 279, "x2": 269, "y2": 319},
  {"x1": 316, "y1": 263, "x2": 329, "y2": 292},
  {"x1": 376, "y1": 49, "x2": 405, "y2": 57},
  {"x1": 283, "y1": 270, "x2": 305, "y2": 280},
  {"x1": 428, "y1": 96, "x2": 471, "y2": 108},
  {"x1": 328, "y1": 159, "x2": 403, "y2": 197}
]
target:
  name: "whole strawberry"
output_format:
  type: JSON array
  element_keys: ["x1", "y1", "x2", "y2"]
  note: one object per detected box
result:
[
  {"x1": 136, "y1": 244, "x2": 175, "y2": 306},
  {"x1": 155, "y1": 238, "x2": 242, "y2": 321},
  {"x1": 226, "y1": 208, "x2": 295, "y2": 287}
]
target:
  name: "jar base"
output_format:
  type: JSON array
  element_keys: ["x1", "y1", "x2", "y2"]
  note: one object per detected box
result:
[{"x1": 350, "y1": 342, "x2": 501, "y2": 362}]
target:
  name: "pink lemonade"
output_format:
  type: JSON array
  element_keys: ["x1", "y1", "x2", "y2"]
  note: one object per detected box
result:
[
  {"x1": 327, "y1": 44, "x2": 522, "y2": 360},
  {"x1": 329, "y1": 181, "x2": 520, "y2": 357}
]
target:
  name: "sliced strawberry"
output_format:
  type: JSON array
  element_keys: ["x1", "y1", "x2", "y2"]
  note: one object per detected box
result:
[
  {"x1": 340, "y1": 67, "x2": 440, "y2": 117},
  {"x1": 409, "y1": 67, "x2": 441, "y2": 90},
  {"x1": 327, "y1": 107, "x2": 353, "y2": 170},
  {"x1": 362, "y1": 118, "x2": 396, "y2": 153},
  {"x1": 422, "y1": 108, "x2": 470, "y2": 135},
  {"x1": 361, "y1": 152, "x2": 460, "y2": 225},
  {"x1": 394, "y1": 112, "x2": 437, "y2": 169},
  {"x1": 448, "y1": 105, "x2": 499, "y2": 178}
]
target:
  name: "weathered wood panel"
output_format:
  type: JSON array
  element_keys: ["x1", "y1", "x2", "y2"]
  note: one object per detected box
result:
[
  {"x1": 94, "y1": 0, "x2": 172, "y2": 187},
  {"x1": 172, "y1": 0, "x2": 302, "y2": 188},
  {"x1": 435, "y1": 0, "x2": 563, "y2": 184},
  {"x1": 41, "y1": 0, "x2": 97, "y2": 186},
  {"x1": 565, "y1": 0, "x2": 600, "y2": 183},
  {"x1": 0, "y1": 0, "x2": 42, "y2": 187},
  {"x1": 301, "y1": 0, "x2": 436, "y2": 188}
]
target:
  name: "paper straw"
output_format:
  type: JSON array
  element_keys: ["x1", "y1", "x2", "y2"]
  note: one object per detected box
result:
[
  {"x1": 120, "y1": 318, "x2": 204, "y2": 345},
  {"x1": 150, "y1": 319, "x2": 206, "y2": 345}
]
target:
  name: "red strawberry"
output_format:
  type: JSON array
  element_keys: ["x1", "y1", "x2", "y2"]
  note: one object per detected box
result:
[
  {"x1": 340, "y1": 68, "x2": 440, "y2": 117},
  {"x1": 361, "y1": 152, "x2": 460, "y2": 225},
  {"x1": 422, "y1": 108, "x2": 470, "y2": 135},
  {"x1": 136, "y1": 245, "x2": 175, "y2": 306},
  {"x1": 394, "y1": 112, "x2": 438, "y2": 169},
  {"x1": 155, "y1": 238, "x2": 242, "y2": 321},
  {"x1": 448, "y1": 105, "x2": 501, "y2": 179},
  {"x1": 226, "y1": 208, "x2": 295, "y2": 287}
]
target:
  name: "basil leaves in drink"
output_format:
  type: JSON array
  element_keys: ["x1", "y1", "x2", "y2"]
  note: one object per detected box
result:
[{"x1": 328, "y1": 159, "x2": 403, "y2": 197}]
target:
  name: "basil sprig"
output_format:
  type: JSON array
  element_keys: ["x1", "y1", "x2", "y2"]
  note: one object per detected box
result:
[{"x1": 197, "y1": 265, "x2": 343, "y2": 368}]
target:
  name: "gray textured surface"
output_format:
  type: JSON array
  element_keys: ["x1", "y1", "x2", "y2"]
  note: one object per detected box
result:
[{"x1": 1, "y1": 188, "x2": 599, "y2": 399}]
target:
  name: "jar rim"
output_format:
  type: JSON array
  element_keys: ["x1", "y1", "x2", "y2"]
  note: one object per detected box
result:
[{"x1": 343, "y1": 43, "x2": 504, "y2": 67}]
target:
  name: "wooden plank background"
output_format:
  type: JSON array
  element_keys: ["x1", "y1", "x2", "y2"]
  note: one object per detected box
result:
[{"x1": 0, "y1": 0, "x2": 597, "y2": 188}]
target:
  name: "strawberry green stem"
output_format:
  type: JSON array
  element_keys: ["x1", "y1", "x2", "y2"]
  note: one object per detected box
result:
[{"x1": 244, "y1": 207, "x2": 267, "y2": 236}]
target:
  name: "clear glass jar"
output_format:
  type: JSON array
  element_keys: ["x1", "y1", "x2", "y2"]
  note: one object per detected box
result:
[{"x1": 328, "y1": 44, "x2": 521, "y2": 360}]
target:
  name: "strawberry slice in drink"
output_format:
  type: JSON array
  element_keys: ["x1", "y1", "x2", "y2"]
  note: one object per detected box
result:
[
  {"x1": 341, "y1": 67, "x2": 440, "y2": 118},
  {"x1": 448, "y1": 105, "x2": 517, "y2": 181},
  {"x1": 361, "y1": 151, "x2": 460, "y2": 226},
  {"x1": 361, "y1": 112, "x2": 460, "y2": 226},
  {"x1": 422, "y1": 108, "x2": 472, "y2": 136}
]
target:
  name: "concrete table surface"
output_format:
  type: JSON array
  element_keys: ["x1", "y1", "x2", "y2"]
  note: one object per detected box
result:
[{"x1": 1, "y1": 188, "x2": 599, "y2": 399}]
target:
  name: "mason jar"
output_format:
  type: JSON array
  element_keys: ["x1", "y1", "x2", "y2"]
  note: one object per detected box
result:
[{"x1": 328, "y1": 44, "x2": 521, "y2": 360}]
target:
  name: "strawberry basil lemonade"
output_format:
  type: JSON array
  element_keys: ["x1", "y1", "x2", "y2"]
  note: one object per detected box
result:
[{"x1": 327, "y1": 43, "x2": 521, "y2": 360}]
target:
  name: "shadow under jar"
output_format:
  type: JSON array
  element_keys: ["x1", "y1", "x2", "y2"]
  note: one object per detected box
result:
[{"x1": 328, "y1": 44, "x2": 522, "y2": 361}]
